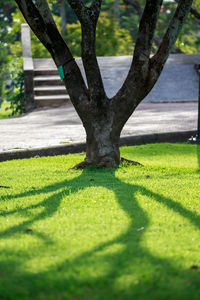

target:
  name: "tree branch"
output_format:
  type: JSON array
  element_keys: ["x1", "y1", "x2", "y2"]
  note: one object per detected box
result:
[
  {"x1": 190, "y1": 6, "x2": 200, "y2": 19},
  {"x1": 135, "y1": 0, "x2": 163, "y2": 53},
  {"x1": 123, "y1": 0, "x2": 183, "y2": 53},
  {"x1": 150, "y1": 0, "x2": 193, "y2": 76},
  {"x1": 123, "y1": 0, "x2": 143, "y2": 18},
  {"x1": 90, "y1": 0, "x2": 102, "y2": 22},
  {"x1": 112, "y1": 0, "x2": 193, "y2": 134},
  {"x1": 115, "y1": 0, "x2": 163, "y2": 101},
  {"x1": 111, "y1": 0, "x2": 163, "y2": 134},
  {"x1": 67, "y1": 0, "x2": 101, "y2": 24},
  {"x1": 15, "y1": 0, "x2": 88, "y2": 112},
  {"x1": 67, "y1": 0, "x2": 86, "y2": 23},
  {"x1": 175, "y1": 0, "x2": 200, "y2": 20},
  {"x1": 68, "y1": 0, "x2": 106, "y2": 104}
]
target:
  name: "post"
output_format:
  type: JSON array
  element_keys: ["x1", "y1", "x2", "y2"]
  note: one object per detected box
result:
[
  {"x1": 188, "y1": 64, "x2": 200, "y2": 144},
  {"x1": 21, "y1": 24, "x2": 35, "y2": 111}
]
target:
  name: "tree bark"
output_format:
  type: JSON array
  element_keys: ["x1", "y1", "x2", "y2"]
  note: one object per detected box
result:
[
  {"x1": 85, "y1": 120, "x2": 120, "y2": 168},
  {"x1": 78, "y1": 97, "x2": 121, "y2": 168}
]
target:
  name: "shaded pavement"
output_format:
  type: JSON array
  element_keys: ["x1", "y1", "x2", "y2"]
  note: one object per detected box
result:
[{"x1": 0, "y1": 102, "x2": 198, "y2": 160}]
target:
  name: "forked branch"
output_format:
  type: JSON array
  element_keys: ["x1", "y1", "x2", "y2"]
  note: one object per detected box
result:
[
  {"x1": 68, "y1": 0, "x2": 101, "y2": 24},
  {"x1": 113, "y1": 0, "x2": 163, "y2": 106},
  {"x1": 68, "y1": 0, "x2": 106, "y2": 104},
  {"x1": 151, "y1": 0, "x2": 193, "y2": 75},
  {"x1": 112, "y1": 0, "x2": 193, "y2": 133},
  {"x1": 90, "y1": 0, "x2": 102, "y2": 22}
]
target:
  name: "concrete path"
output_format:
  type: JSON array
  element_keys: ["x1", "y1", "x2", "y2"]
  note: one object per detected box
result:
[{"x1": 0, "y1": 102, "x2": 198, "y2": 154}]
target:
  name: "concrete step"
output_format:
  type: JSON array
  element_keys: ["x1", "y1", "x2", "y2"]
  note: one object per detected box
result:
[
  {"x1": 34, "y1": 85, "x2": 68, "y2": 96},
  {"x1": 34, "y1": 75, "x2": 64, "y2": 86},
  {"x1": 34, "y1": 95, "x2": 70, "y2": 107},
  {"x1": 34, "y1": 58, "x2": 57, "y2": 69},
  {"x1": 33, "y1": 58, "x2": 84, "y2": 69},
  {"x1": 34, "y1": 69, "x2": 59, "y2": 76}
]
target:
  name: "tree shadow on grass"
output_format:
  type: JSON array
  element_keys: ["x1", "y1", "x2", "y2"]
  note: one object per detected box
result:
[{"x1": 0, "y1": 168, "x2": 200, "y2": 299}]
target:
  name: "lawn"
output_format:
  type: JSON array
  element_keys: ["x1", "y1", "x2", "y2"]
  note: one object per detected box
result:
[{"x1": 0, "y1": 143, "x2": 200, "y2": 300}]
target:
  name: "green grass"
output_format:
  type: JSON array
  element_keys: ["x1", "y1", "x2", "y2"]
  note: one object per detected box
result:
[{"x1": 0, "y1": 143, "x2": 200, "y2": 300}]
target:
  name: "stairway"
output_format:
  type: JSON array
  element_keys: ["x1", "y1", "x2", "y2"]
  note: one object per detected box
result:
[{"x1": 33, "y1": 59, "x2": 70, "y2": 107}]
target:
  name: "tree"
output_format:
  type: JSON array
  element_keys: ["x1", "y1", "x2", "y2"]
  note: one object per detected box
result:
[
  {"x1": 15, "y1": 0, "x2": 192, "y2": 168},
  {"x1": 58, "y1": 0, "x2": 67, "y2": 35}
]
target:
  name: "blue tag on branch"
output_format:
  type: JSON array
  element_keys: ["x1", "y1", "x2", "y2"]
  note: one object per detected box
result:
[{"x1": 58, "y1": 65, "x2": 64, "y2": 80}]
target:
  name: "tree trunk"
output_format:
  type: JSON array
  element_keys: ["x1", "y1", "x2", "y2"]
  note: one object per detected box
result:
[
  {"x1": 114, "y1": 0, "x2": 120, "y2": 24},
  {"x1": 79, "y1": 101, "x2": 121, "y2": 168},
  {"x1": 85, "y1": 121, "x2": 120, "y2": 168}
]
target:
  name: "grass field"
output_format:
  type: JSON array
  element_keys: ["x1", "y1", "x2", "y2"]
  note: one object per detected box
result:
[{"x1": 0, "y1": 143, "x2": 200, "y2": 300}]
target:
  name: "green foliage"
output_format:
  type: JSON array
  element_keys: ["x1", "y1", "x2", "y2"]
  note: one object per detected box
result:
[
  {"x1": 65, "y1": 23, "x2": 82, "y2": 57},
  {"x1": 115, "y1": 27, "x2": 133, "y2": 55},
  {"x1": 96, "y1": 12, "x2": 133, "y2": 56},
  {"x1": 175, "y1": 10, "x2": 200, "y2": 54},
  {"x1": 118, "y1": 0, "x2": 200, "y2": 54},
  {"x1": 0, "y1": 3, "x2": 14, "y2": 101},
  {"x1": 65, "y1": 12, "x2": 133, "y2": 57},
  {"x1": 50, "y1": 0, "x2": 77, "y2": 24},
  {"x1": 3, "y1": 57, "x2": 25, "y2": 116},
  {"x1": 0, "y1": 144, "x2": 200, "y2": 299},
  {"x1": 31, "y1": 35, "x2": 51, "y2": 58},
  {"x1": 96, "y1": 13, "x2": 119, "y2": 56},
  {"x1": 155, "y1": 0, "x2": 200, "y2": 53},
  {"x1": 10, "y1": 10, "x2": 50, "y2": 58}
]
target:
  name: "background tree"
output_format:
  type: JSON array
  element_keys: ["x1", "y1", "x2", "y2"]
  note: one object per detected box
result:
[
  {"x1": 58, "y1": 0, "x2": 67, "y2": 35},
  {"x1": 14, "y1": 0, "x2": 193, "y2": 168},
  {"x1": 121, "y1": 0, "x2": 200, "y2": 53}
]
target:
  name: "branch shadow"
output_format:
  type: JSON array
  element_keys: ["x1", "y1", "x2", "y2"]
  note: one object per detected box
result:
[{"x1": 0, "y1": 168, "x2": 200, "y2": 299}]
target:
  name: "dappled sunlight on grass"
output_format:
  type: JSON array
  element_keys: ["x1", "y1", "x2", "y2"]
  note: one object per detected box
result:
[{"x1": 0, "y1": 144, "x2": 200, "y2": 299}]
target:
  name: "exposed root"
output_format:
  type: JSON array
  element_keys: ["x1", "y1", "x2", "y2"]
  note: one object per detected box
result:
[
  {"x1": 71, "y1": 157, "x2": 143, "y2": 169},
  {"x1": 120, "y1": 157, "x2": 144, "y2": 167},
  {"x1": 96, "y1": 160, "x2": 117, "y2": 168},
  {"x1": 72, "y1": 160, "x2": 117, "y2": 169},
  {"x1": 71, "y1": 161, "x2": 89, "y2": 169}
]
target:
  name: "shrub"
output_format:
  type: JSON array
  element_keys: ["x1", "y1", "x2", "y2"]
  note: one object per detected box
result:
[
  {"x1": 3, "y1": 57, "x2": 25, "y2": 116},
  {"x1": 65, "y1": 12, "x2": 134, "y2": 57}
]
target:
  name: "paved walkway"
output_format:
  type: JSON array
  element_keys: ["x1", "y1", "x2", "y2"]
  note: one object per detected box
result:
[{"x1": 0, "y1": 102, "x2": 198, "y2": 153}]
